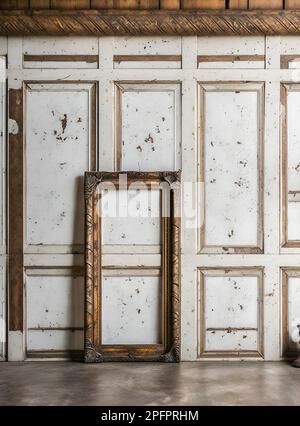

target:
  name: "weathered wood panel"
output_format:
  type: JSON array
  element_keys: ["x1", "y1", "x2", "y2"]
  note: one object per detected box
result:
[
  {"x1": 0, "y1": 0, "x2": 298, "y2": 9},
  {"x1": 26, "y1": 273, "x2": 84, "y2": 329},
  {"x1": 0, "y1": 0, "x2": 29, "y2": 9},
  {"x1": 0, "y1": 57, "x2": 5, "y2": 360},
  {"x1": 50, "y1": 0, "x2": 90, "y2": 8},
  {"x1": 116, "y1": 83, "x2": 181, "y2": 171},
  {"x1": 160, "y1": 0, "x2": 180, "y2": 9},
  {"x1": 27, "y1": 330, "x2": 83, "y2": 351},
  {"x1": 30, "y1": 0, "x2": 50, "y2": 7},
  {"x1": 282, "y1": 270, "x2": 300, "y2": 356},
  {"x1": 3, "y1": 10, "x2": 300, "y2": 36},
  {"x1": 25, "y1": 83, "x2": 95, "y2": 247},
  {"x1": 286, "y1": 0, "x2": 300, "y2": 8},
  {"x1": 182, "y1": 0, "x2": 225, "y2": 8},
  {"x1": 199, "y1": 83, "x2": 264, "y2": 253},
  {"x1": 102, "y1": 274, "x2": 162, "y2": 345},
  {"x1": 199, "y1": 269, "x2": 263, "y2": 357},
  {"x1": 281, "y1": 85, "x2": 300, "y2": 246},
  {"x1": 249, "y1": 0, "x2": 283, "y2": 8},
  {"x1": 229, "y1": 0, "x2": 248, "y2": 8},
  {"x1": 102, "y1": 189, "x2": 161, "y2": 246},
  {"x1": 90, "y1": 0, "x2": 114, "y2": 7},
  {"x1": 197, "y1": 36, "x2": 265, "y2": 69},
  {"x1": 8, "y1": 88, "x2": 23, "y2": 334}
]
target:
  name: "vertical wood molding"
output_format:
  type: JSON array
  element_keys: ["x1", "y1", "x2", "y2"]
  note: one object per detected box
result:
[{"x1": 8, "y1": 88, "x2": 23, "y2": 332}]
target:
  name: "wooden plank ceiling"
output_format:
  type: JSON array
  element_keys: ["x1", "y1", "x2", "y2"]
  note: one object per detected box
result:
[{"x1": 1, "y1": 0, "x2": 300, "y2": 11}]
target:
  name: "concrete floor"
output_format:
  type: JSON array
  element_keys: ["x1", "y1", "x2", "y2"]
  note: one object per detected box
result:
[{"x1": 0, "y1": 362, "x2": 299, "y2": 406}]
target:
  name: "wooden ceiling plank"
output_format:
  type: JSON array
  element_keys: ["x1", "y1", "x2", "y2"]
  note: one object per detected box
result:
[
  {"x1": 249, "y1": 0, "x2": 283, "y2": 9},
  {"x1": 160, "y1": 0, "x2": 180, "y2": 9},
  {"x1": 229, "y1": 0, "x2": 248, "y2": 9},
  {"x1": 182, "y1": 0, "x2": 225, "y2": 9}
]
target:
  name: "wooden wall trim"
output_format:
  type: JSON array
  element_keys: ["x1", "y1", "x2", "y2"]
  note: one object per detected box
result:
[
  {"x1": 1, "y1": 9, "x2": 300, "y2": 35},
  {"x1": 8, "y1": 88, "x2": 23, "y2": 332}
]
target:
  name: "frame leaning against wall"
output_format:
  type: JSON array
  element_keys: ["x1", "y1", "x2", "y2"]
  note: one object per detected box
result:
[{"x1": 84, "y1": 171, "x2": 181, "y2": 362}]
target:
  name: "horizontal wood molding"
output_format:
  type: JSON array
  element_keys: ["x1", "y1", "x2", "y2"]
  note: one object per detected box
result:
[{"x1": 1, "y1": 9, "x2": 300, "y2": 35}]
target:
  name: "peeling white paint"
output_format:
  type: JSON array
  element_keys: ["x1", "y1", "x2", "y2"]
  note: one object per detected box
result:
[
  {"x1": 4, "y1": 35, "x2": 300, "y2": 361},
  {"x1": 8, "y1": 118, "x2": 19, "y2": 135},
  {"x1": 8, "y1": 331, "x2": 24, "y2": 361}
]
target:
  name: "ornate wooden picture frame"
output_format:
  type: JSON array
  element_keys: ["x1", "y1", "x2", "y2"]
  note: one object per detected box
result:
[{"x1": 84, "y1": 171, "x2": 180, "y2": 362}]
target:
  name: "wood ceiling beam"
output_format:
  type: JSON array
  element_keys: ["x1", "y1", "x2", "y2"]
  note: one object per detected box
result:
[{"x1": 0, "y1": 9, "x2": 300, "y2": 36}]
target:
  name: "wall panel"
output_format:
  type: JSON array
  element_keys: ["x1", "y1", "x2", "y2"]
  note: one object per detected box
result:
[
  {"x1": 198, "y1": 269, "x2": 264, "y2": 358},
  {"x1": 115, "y1": 83, "x2": 181, "y2": 171},
  {"x1": 26, "y1": 270, "x2": 84, "y2": 356},
  {"x1": 282, "y1": 270, "x2": 300, "y2": 357},
  {"x1": 24, "y1": 81, "x2": 97, "y2": 358},
  {"x1": 198, "y1": 83, "x2": 264, "y2": 253},
  {"x1": 281, "y1": 84, "x2": 300, "y2": 247},
  {"x1": 197, "y1": 36, "x2": 265, "y2": 69},
  {"x1": 0, "y1": 57, "x2": 5, "y2": 360},
  {"x1": 102, "y1": 273, "x2": 161, "y2": 345},
  {"x1": 25, "y1": 82, "x2": 96, "y2": 249}
]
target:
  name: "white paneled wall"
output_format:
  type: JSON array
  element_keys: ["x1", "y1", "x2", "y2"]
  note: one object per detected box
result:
[
  {"x1": 2, "y1": 35, "x2": 300, "y2": 361},
  {"x1": 0, "y1": 56, "x2": 5, "y2": 360}
]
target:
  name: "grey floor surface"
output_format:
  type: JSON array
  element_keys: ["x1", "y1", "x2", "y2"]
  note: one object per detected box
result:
[{"x1": 0, "y1": 361, "x2": 299, "y2": 406}]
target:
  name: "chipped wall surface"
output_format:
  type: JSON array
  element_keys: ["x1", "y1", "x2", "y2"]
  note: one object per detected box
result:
[
  {"x1": 26, "y1": 273, "x2": 84, "y2": 352},
  {"x1": 0, "y1": 56, "x2": 5, "y2": 360},
  {"x1": 26, "y1": 83, "x2": 92, "y2": 247},
  {"x1": 286, "y1": 277, "x2": 300, "y2": 354},
  {"x1": 199, "y1": 270, "x2": 263, "y2": 356},
  {"x1": 118, "y1": 83, "x2": 181, "y2": 172},
  {"x1": 201, "y1": 85, "x2": 262, "y2": 251},
  {"x1": 102, "y1": 275, "x2": 161, "y2": 345},
  {"x1": 102, "y1": 189, "x2": 161, "y2": 246},
  {"x1": 3, "y1": 35, "x2": 300, "y2": 361},
  {"x1": 286, "y1": 90, "x2": 300, "y2": 241}
]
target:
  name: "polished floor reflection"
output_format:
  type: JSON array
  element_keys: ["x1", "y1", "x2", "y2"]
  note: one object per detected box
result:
[{"x1": 0, "y1": 362, "x2": 299, "y2": 406}]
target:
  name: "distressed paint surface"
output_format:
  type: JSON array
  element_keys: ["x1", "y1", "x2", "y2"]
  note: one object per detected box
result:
[
  {"x1": 206, "y1": 330, "x2": 258, "y2": 352},
  {"x1": 27, "y1": 330, "x2": 83, "y2": 351},
  {"x1": 102, "y1": 275, "x2": 161, "y2": 345},
  {"x1": 205, "y1": 276, "x2": 259, "y2": 329},
  {"x1": 26, "y1": 84, "x2": 90, "y2": 246},
  {"x1": 101, "y1": 188, "x2": 161, "y2": 246},
  {"x1": 287, "y1": 90, "x2": 300, "y2": 241},
  {"x1": 113, "y1": 36, "x2": 182, "y2": 69},
  {"x1": 119, "y1": 84, "x2": 180, "y2": 171},
  {"x1": 203, "y1": 88, "x2": 260, "y2": 248},
  {"x1": 202, "y1": 273, "x2": 261, "y2": 354},
  {"x1": 23, "y1": 36, "x2": 98, "y2": 56},
  {"x1": 5, "y1": 34, "x2": 300, "y2": 361},
  {"x1": 113, "y1": 36, "x2": 181, "y2": 56},
  {"x1": 26, "y1": 275, "x2": 84, "y2": 329},
  {"x1": 198, "y1": 36, "x2": 265, "y2": 69},
  {"x1": 0, "y1": 57, "x2": 5, "y2": 359},
  {"x1": 287, "y1": 277, "x2": 300, "y2": 353}
]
